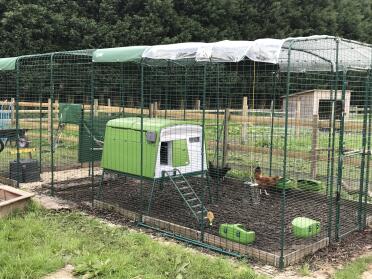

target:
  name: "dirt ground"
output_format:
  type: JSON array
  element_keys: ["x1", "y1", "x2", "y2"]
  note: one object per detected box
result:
[{"x1": 52, "y1": 175, "x2": 370, "y2": 255}]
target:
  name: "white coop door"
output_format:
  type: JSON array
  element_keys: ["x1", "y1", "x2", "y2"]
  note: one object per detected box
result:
[{"x1": 154, "y1": 125, "x2": 206, "y2": 178}]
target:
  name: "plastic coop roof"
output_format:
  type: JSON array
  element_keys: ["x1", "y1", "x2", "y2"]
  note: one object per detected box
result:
[{"x1": 0, "y1": 36, "x2": 371, "y2": 72}]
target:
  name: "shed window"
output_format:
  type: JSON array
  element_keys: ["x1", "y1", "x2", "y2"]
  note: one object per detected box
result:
[
  {"x1": 160, "y1": 142, "x2": 169, "y2": 165},
  {"x1": 319, "y1": 100, "x2": 342, "y2": 120}
]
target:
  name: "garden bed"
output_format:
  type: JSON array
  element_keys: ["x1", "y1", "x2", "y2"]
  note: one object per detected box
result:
[{"x1": 0, "y1": 185, "x2": 34, "y2": 218}]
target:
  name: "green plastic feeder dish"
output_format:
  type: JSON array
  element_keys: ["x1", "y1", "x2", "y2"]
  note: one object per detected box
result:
[
  {"x1": 292, "y1": 217, "x2": 320, "y2": 238},
  {"x1": 219, "y1": 224, "x2": 255, "y2": 244},
  {"x1": 297, "y1": 179, "x2": 323, "y2": 192},
  {"x1": 276, "y1": 178, "x2": 297, "y2": 189}
]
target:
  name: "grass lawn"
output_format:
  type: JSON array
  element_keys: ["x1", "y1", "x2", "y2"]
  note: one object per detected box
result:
[
  {"x1": 0, "y1": 202, "x2": 265, "y2": 279},
  {"x1": 333, "y1": 255, "x2": 372, "y2": 279}
]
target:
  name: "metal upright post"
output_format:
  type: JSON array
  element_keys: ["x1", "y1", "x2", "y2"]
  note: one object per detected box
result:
[
  {"x1": 90, "y1": 60, "x2": 95, "y2": 206},
  {"x1": 15, "y1": 58, "x2": 21, "y2": 188},
  {"x1": 39, "y1": 89, "x2": 42, "y2": 174},
  {"x1": 216, "y1": 64, "x2": 221, "y2": 200},
  {"x1": 120, "y1": 63, "x2": 125, "y2": 117},
  {"x1": 358, "y1": 70, "x2": 370, "y2": 230},
  {"x1": 335, "y1": 69, "x2": 347, "y2": 241},
  {"x1": 328, "y1": 38, "x2": 340, "y2": 241},
  {"x1": 280, "y1": 41, "x2": 294, "y2": 269},
  {"x1": 50, "y1": 54, "x2": 55, "y2": 196},
  {"x1": 269, "y1": 70, "x2": 277, "y2": 176},
  {"x1": 201, "y1": 64, "x2": 207, "y2": 242},
  {"x1": 362, "y1": 71, "x2": 372, "y2": 228},
  {"x1": 183, "y1": 68, "x2": 187, "y2": 120},
  {"x1": 140, "y1": 63, "x2": 144, "y2": 211}
]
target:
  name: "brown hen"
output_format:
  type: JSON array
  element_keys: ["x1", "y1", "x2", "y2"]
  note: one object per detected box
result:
[{"x1": 254, "y1": 167, "x2": 281, "y2": 191}]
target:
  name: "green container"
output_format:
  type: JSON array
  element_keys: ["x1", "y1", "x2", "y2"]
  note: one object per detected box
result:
[
  {"x1": 219, "y1": 224, "x2": 255, "y2": 244},
  {"x1": 58, "y1": 103, "x2": 82, "y2": 125},
  {"x1": 292, "y1": 217, "x2": 320, "y2": 238},
  {"x1": 297, "y1": 179, "x2": 323, "y2": 191},
  {"x1": 276, "y1": 178, "x2": 297, "y2": 189}
]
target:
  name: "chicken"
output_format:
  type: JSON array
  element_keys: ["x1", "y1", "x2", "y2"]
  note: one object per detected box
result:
[
  {"x1": 208, "y1": 161, "x2": 231, "y2": 180},
  {"x1": 254, "y1": 166, "x2": 281, "y2": 195}
]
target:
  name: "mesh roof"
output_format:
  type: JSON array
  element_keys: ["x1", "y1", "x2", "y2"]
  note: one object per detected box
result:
[
  {"x1": 93, "y1": 35, "x2": 372, "y2": 72},
  {"x1": 0, "y1": 36, "x2": 370, "y2": 72}
]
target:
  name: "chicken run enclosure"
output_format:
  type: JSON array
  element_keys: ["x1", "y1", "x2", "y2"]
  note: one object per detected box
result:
[{"x1": 0, "y1": 36, "x2": 371, "y2": 267}]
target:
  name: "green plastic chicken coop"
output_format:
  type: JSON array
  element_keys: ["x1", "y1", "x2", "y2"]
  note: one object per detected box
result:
[{"x1": 101, "y1": 117, "x2": 207, "y2": 179}]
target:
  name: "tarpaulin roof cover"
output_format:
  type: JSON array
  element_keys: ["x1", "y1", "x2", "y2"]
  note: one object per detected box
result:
[
  {"x1": 0, "y1": 57, "x2": 17, "y2": 71},
  {"x1": 93, "y1": 46, "x2": 149, "y2": 63},
  {"x1": 0, "y1": 36, "x2": 371, "y2": 72},
  {"x1": 93, "y1": 35, "x2": 372, "y2": 72}
]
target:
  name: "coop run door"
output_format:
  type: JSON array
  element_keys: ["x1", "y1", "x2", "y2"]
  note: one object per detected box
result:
[{"x1": 172, "y1": 139, "x2": 189, "y2": 167}]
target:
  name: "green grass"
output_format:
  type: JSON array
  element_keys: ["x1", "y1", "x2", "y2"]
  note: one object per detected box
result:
[
  {"x1": 333, "y1": 255, "x2": 372, "y2": 279},
  {"x1": 297, "y1": 262, "x2": 311, "y2": 277},
  {"x1": 0, "y1": 202, "x2": 265, "y2": 279}
]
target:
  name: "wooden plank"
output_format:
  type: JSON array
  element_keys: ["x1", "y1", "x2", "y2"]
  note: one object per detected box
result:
[
  {"x1": 0, "y1": 176, "x2": 18, "y2": 187},
  {"x1": 92, "y1": 200, "x2": 141, "y2": 221},
  {"x1": 284, "y1": 237, "x2": 329, "y2": 266},
  {"x1": 142, "y1": 215, "x2": 201, "y2": 240},
  {"x1": 203, "y1": 232, "x2": 279, "y2": 266}
]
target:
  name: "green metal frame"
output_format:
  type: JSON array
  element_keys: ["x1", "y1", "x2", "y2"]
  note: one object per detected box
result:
[{"x1": 6, "y1": 37, "x2": 372, "y2": 269}]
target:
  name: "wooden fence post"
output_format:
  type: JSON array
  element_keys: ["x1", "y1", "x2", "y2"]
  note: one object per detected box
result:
[
  {"x1": 311, "y1": 114, "x2": 319, "y2": 178},
  {"x1": 94, "y1": 99, "x2": 99, "y2": 117},
  {"x1": 47, "y1": 98, "x2": 52, "y2": 143},
  {"x1": 67, "y1": 95, "x2": 74, "y2": 103},
  {"x1": 194, "y1": 99, "x2": 200, "y2": 110},
  {"x1": 154, "y1": 101, "x2": 158, "y2": 118},
  {"x1": 107, "y1": 98, "x2": 111, "y2": 116},
  {"x1": 54, "y1": 99, "x2": 59, "y2": 125},
  {"x1": 295, "y1": 98, "x2": 301, "y2": 137},
  {"x1": 222, "y1": 108, "x2": 230, "y2": 167},
  {"x1": 149, "y1": 103, "x2": 154, "y2": 118},
  {"x1": 241, "y1": 96, "x2": 248, "y2": 144},
  {"x1": 11, "y1": 98, "x2": 15, "y2": 125}
]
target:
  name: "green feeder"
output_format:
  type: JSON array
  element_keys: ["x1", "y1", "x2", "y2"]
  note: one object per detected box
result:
[
  {"x1": 292, "y1": 217, "x2": 320, "y2": 238},
  {"x1": 219, "y1": 224, "x2": 255, "y2": 244},
  {"x1": 276, "y1": 178, "x2": 297, "y2": 189},
  {"x1": 297, "y1": 179, "x2": 323, "y2": 192}
]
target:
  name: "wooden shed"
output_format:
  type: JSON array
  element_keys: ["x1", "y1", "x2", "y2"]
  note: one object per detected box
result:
[{"x1": 281, "y1": 89, "x2": 351, "y2": 120}]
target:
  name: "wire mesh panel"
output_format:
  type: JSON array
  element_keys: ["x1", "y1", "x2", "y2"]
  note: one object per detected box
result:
[
  {"x1": 5, "y1": 36, "x2": 371, "y2": 267},
  {"x1": 0, "y1": 70, "x2": 17, "y2": 178},
  {"x1": 17, "y1": 55, "x2": 52, "y2": 185}
]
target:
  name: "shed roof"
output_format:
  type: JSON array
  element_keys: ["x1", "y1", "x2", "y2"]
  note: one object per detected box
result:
[
  {"x1": 106, "y1": 117, "x2": 193, "y2": 132},
  {"x1": 280, "y1": 89, "x2": 351, "y2": 98}
]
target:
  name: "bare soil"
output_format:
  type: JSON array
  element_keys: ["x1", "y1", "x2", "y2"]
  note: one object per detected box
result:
[{"x1": 50, "y1": 175, "x2": 371, "y2": 255}]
